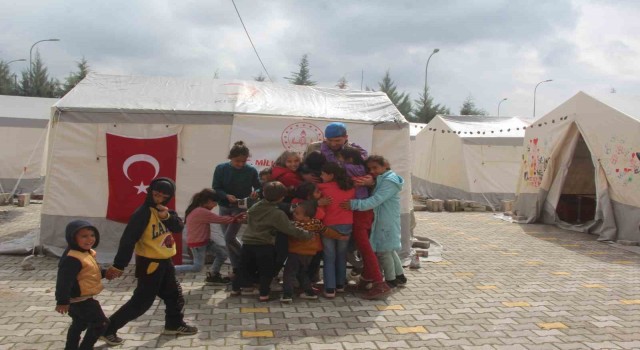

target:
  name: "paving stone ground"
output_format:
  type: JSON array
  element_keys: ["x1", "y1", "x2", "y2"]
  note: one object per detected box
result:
[{"x1": 1, "y1": 210, "x2": 639, "y2": 349}]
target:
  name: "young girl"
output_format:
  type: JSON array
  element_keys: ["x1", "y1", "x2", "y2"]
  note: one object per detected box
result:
[
  {"x1": 342, "y1": 155, "x2": 407, "y2": 290},
  {"x1": 338, "y1": 148, "x2": 389, "y2": 299},
  {"x1": 317, "y1": 162, "x2": 355, "y2": 298},
  {"x1": 212, "y1": 141, "x2": 261, "y2": 275},
  {"x1": 271, "y1": 151, "x2": 303, "y2": 190},
  {"x1": 174, "y1": 189, "x2": 242, "y2": 285}
]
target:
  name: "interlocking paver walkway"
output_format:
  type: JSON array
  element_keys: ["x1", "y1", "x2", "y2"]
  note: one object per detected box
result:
[{"x1": 1, "y1": 211, "x2": 639, "y2": 349}]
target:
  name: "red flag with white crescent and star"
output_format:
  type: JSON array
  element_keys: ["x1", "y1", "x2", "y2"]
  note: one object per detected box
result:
[{"x1": 106, "y1": 133, "x2": 178, "y2": 223}]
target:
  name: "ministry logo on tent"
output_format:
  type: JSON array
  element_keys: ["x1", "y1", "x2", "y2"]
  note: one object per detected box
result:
[{"x1": 281, "y1": 122, "x2": 324, "y2": 156}]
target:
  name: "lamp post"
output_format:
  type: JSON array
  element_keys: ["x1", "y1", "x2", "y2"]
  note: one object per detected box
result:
[
  {"x1": 29, "y1": 39, "x2": 60, "y2": 77},
  {"x1": 424, "y1": 48, "x2": 440, "y2": 92},
  {"x1": 497, "y1": 98, "x2": 507, "y2": 117},
  {"x1": 533, "y1": 79, "x2": 553, "y2": 117},
  {"x1": 6, "y1": 59, "x2": 26, "y2": 65}
]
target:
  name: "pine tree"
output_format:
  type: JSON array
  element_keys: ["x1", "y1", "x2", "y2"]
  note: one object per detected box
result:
[
  {"x1": 459, "y1": 95, "x2": 486, "y2": 115},
  {"x1": 336, "y1": 76, "x2": 348, "y2": 89},
  {"x1": 62, "y1": 57, "x2": 89, "y2": 95},
  {"x1": 254, "y1": 72, "x2": 266, "y2": 82},
  {"x1": 286, "y1": 54, "x2": 316, "y2": 86},
  {"x1": 19, "y1": 51, "x2": 61, "y2": 97},
  {"x1": 412, "y1": 86, "x2": 450, "y2": 123},
  {"x1": 378, "y1": 70, "x2": 412, "y2": 118},
  {"x1": 0, "y1": 61, "x2": 14, "y2": 95}
]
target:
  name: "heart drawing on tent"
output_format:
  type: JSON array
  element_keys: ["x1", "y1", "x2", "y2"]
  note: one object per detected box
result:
[{"x1": 533, "y1": 138, "x2": 539, "y2": 145}]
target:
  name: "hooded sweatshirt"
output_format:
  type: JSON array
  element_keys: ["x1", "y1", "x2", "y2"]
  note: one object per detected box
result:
[
  {"x1": 350, "y1": 170, "x2": 404, "y2": 252},
  {"x1": 241, "y1": 199, "x2": 312, "y2": 245},
  {"x1": 55, "y1": 220, "x2": 104, "y2": 305},
  {"x1": 112, "y1": 177, "x2": 184, "y2": 270}
]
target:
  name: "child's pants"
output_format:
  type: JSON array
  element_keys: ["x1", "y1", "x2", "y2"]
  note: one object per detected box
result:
[
  {"x1": 65, "y1": 298, "x2": 109, "y2": 350},
  {"x1": 376, "y1": 250, "x2": 404, "y2": 281},
  {"x1": 282, "y1": 253, "x2": 314, "y2": 294},
  {"x1": 352, "y1": 210, "x2": 383, "y2": 282},
  {"x1": 219, "y1": 206, "x2": 246, "y2": 270},
  {"x1": 322, "y1": 224, "x2": 352, "y2": 290},
  {"x1": 174, "y1": 241, "x2": 228, "y2": 275},
  {"x1": 105, "y1": 257, "x2": 185, "y2": 336},
  {"x1": 232, "y1": 244, "x2": 275, "y2": 296}
]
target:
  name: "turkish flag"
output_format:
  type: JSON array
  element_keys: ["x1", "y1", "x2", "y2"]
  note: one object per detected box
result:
[{"x1": 106, "y1": 133, "x2": 178, "y2": 223}]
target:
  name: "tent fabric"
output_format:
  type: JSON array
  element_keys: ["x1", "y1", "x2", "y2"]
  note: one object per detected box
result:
[
  {"x1": 0, "y1": 96, "x2": 57, "y2": 194},
  {"x1": 411, "y1": 115, "x2": 529, "y2": 208},
  {"x1": 514, "y1": 91, "x2": 640, "y2": 242},
  {"x1": 40, "y1": 73, "x2": 414, "y2": 261}
]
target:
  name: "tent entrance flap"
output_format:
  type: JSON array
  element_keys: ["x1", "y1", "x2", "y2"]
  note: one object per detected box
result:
[{"x1": 555, "y1": 133, "x2": 596, "y2": 224}]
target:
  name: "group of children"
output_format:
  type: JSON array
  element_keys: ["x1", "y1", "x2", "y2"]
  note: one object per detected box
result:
[{"x1": 55, "y1": 123, "x2": 407, "y2": 349}]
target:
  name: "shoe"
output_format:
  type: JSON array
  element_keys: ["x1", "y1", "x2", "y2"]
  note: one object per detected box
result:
[
  {"x1": 163, "y1": 323, "x2": 198, "y2": 335},
  {"x1": 396, "y1": 274, "x2": 407, "y2": 287},
  {"x1": 259, "y1": 295, "x2": 270, "y2": 302},
  {"x1": 99, "y1": 334, "x2": 124, "y2": 346},
  {"x1": 280, "y1": 293, "x2": 293, "y2": 303},
  {"x1": 299, "y1": 290, "x2": 318, "y2": 300},
  {"x1": 336, "y1": 284, "x2": 345, "y2": 293},
  {"x1": 356, "y1": 279, "x2": 374, "y2": 292},
  {"x1": 361, "y1": 281, "x2": 392, "y2": 300},
  {"x1": 205, "y1": 272, "x2": 231, "y2": 285},
  {"x1": 387, "y1": 279, "x2": 398, "y2": 288},
  {"x1": 324, "y1": 288, "x2": 336, "y2": 298}
]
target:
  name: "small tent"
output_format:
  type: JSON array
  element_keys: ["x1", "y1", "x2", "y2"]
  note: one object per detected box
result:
[
  {"x1": 412, "y1": 115, "x2": 529, "y2": 208},
  {"x1": 514, "y1": 92, "x2": 640, "y2": 243},
  {"x1": 40, "y1": 73, "x2": 413, "y2": 260},
  {"x1": 0, "y1": 95, "x2": 57, "y2": 195}
]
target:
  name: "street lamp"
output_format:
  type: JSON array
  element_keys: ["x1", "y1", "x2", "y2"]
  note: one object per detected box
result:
[
  {"x1": 497, "y1": 98, "x2": 508, "y2": 117},
  {"x1": 424, "y1": 48, "x2": 440, "y2": 92},
  {"x1": 533, "y1": 79, "x2": 553, "y2": 117},
  {"x1": 29, "y1": 39, "x2": 60, "y2": 77},
  {"x1": 6, "y1": 59, "x2": 26, "y2": 65}
]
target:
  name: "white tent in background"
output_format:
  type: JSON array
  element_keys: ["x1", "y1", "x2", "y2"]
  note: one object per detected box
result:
[
  {"x1": 514, "y1": 92, "x2": 640, "y2": 243},
  {"x1": 40, "y1": 73, "x2": 413, "y2": 261},
  {"x1": 0, "y1": 95, "x2": 57, "y2": 195},
  {"x1": 409, "y1": 122, "x2": 426, "y2": 167},
  {"x1": 412, "y1": 115, "x2": 529, "y2": 208}
]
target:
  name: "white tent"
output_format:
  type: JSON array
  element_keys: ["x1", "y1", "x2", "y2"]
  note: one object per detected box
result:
[
  {"x1": 514, "y1": 92, "x2": 640, "y2": 243},
  {"x1": 41, "y1": 73, "x2": 413, "y2": 260},
  {"x1": 0, "y1": 95, "x2": 57, "y2": 195},
  {"x1": 412, "y1": 115, "x2": 529, "y2": 208},
  {"x1": 409, "y1": 122, "x2": 426, "y2": 168}
]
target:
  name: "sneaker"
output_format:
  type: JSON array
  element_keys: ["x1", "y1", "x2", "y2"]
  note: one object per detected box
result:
[
  {"x1": 280, "y1": 293, "x2": 293, "y2": 303},
  {"x1": 205, "y1": 272, "x2": 231, "y2": 285},
  {"x1": 299, "y1": 290, "x2": 318, "y2": 300},
  {"x1": 99, "y1": 334, "x2": 124, "y2": 346},
  {"x1": 163, "y1": 323, "x2": 198, "y2": 335},
  {"x1": 324, "y1": 288, "x2": 336, "y2": 298},
  {"x1": 259, "y1": 295, "x2": 270, "y2": 302},
  {"x1": 361, "y1": 281, "x2": 392, "y2": 300},
  {"x1": 336, "y1": 284, "x2": 345, "y2": 293},
  {"x1": 386, "y1": 279, "x2": 398, "y2": 288},
  {"x1": 356, "y1": 279, "x2": 374, "y2": 292},
  {"x1": 396, "y1": 274, "x2": 407, "y2": 287}
]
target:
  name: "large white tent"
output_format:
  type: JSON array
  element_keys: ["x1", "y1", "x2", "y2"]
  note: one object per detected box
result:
[
  {"x1": 0, "y1": 95, "x2": 57, "y2": 195},
  {"x1": 514, "y1": 92, "x2": 640, "y2": 243},
  {"x1": 412, "y1": 115, "x2": 529, "y2": 208},
  {"x1": 40, "y1": 73, "x2": 413, "y2": 260}
]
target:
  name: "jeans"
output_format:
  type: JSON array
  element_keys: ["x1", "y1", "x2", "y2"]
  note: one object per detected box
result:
[
  {"x1": 174, "y1": 241, "x2": 228, "y2": 275},
  {"x1": 219, "y1": 206, "x2": 246, "y2": 269},
  {"x1": 322, "y1": 224, "x2": 352, "y2": 290},
  {"x1": 377, "y1": 250, "x2": 404, "y2": 281},
  {"x1": 65, "y1": 298, "x2": 109, "y2": 350}
]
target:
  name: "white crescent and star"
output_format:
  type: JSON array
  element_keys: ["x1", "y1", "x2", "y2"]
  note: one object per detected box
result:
[{"x1": 122, "y1": 154, "x2": 160, "y2": 194}]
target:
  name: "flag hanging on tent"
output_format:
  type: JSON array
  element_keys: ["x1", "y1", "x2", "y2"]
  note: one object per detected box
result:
[{"x1": 106, "y1": 133, "x2": 178, "y2": 223}]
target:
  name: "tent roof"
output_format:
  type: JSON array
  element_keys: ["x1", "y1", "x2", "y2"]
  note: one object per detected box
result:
[
  {"x1": 409, "y1": 122, "x2": 426, "y2": 137},
  {"x1": 55, "y1": 73, "x2": 407, "y2": 124},
  {"x1": 581, "y1": 91, "x2": 640, "y2": 122},
  {"x1": 425, "y1": 115, "x2": 529, "y2": 138},
  {"x1": 0, "y1": 95, "x2": 58, "y2": 120}
]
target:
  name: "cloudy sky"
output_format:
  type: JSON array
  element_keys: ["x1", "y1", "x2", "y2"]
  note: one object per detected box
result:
[{"x1": 1, "y1": 0, "x2": 639, "y2": 118}]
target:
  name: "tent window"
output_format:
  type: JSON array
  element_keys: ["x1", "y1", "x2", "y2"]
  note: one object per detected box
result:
[{"x1": 556, "y1": 134, "x2": 596, "y2": 224}]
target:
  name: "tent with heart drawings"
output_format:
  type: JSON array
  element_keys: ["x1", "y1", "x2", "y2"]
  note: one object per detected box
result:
[
  {"x1": 513, "y1": 91, "x2": 640, "y2": 243},
  {"x1": 39, "y1": 73, "x2": 413, "y2": 262}
]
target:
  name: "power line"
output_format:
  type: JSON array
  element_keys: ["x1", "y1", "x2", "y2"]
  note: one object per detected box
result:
[{"x1": 231, "y1": 0, "x2": 273, "y2": 82}]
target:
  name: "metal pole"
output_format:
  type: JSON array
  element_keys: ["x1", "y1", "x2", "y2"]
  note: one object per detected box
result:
[
  {"x1": 424, "y1": 48, "x2": 440, "y2": 93},
  {"x1": 361, "y1": 69, "x2": 363, "y2": 90},
  {"x1": 29, "y1": 39, "x2": 60, "y2": 80},
  {"x1": 497, "y1": 98, "x2": 507, "y2": 117},
  {"x1": 6, "y1": 59, "x2": 26, "y2": 65},
  {"x1": 533, "y1": 79, "x2": 553, "y2": 117}
]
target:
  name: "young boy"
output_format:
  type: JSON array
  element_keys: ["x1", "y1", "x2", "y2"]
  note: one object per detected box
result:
[
  {"x1": 259, "y1": 167, "x2": 273, "y2": 184},
  {"x1": 231, "y1": 181, "x2": 313, "y2": 301},
  {"x1": 55, "y1": 220, "x2": 109, "y2": 350},
  {"x1": 101, "y1": 178, "x2": 196, "y2": 346}
]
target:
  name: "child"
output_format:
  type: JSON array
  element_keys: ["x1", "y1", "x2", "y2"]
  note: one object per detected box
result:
[
  {"x1": 338, "y1": 148, "x2": 390, "y2": 299},
  {"x1": 212, "y1": 141, "x2": 261, "y2": 275},
  {"x1": 282, "y1": 201, "x2": 348, "y2": 302},
  {"x1": 55, "y1": 220, "x2": 109, "y2": 350},
  {"x1": 292, "y1": 181, "x2": 328, "y2": 282},
  {"x1": 271, "y1": 151, "x2": 303, "y2": 190},
  {"x1": 299, "y1": 150, "x2": 326, "y2": 182},
  {"x1": 259, "y1": 167, "x2": 273, "y2": 184},
  {"x1": 101, "y1": 178, "x2": 196, "y2": 346},
  {"x1": 317, "y1": 162, "x2": 356, "y2": 298},
  {"x1": 342, "y1": 155, "x2": 407, "y2": 290},
  {"x1": 231, "y1": 181, "x2": 312, "y2": 301},
  {"x1": 174, "y1": 188, "x2": 243, "y2": 285}
]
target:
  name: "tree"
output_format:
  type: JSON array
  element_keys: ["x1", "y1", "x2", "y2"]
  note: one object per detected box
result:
[
  {"x1": 254, "y1": 72, "x2": 266, "y2": 82},
  {"x1": 19, "y1": 51, "x2": 61, "y2": 97},
  {"x1": 412, "y1": 86, "x2": 450, "y2": 123},
  {"x1": 0, "y1": 61, "x2": 15, "y2": 95},
  {"x1": 459, "y1": 95, "x2": 486, "y2": 115},
  {"x1": 378, "y1": 70, "x2": 412, "y2": 118},
  {"x1": 336, "y1": 76, "x2": 348, "y2": 89},
  {"x1": 61, "y1": 57, "x2": 90, "y2": 95},
  {"x1": 286, "y1": 54, "x2": 316, "y2": 86}
]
